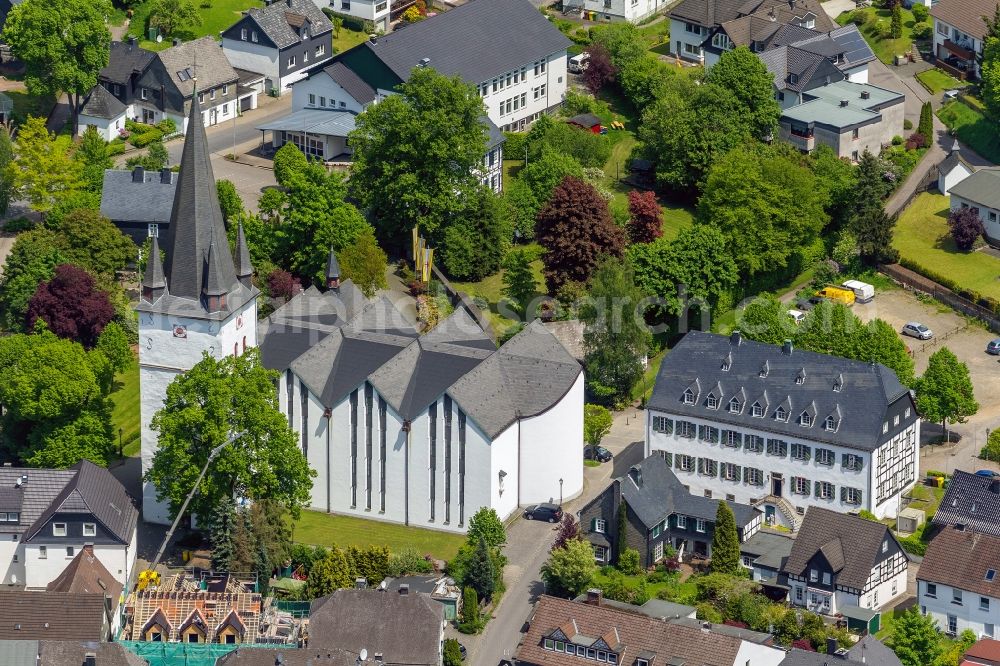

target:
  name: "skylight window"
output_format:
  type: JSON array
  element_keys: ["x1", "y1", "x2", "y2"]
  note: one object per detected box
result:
[{"x1": 987, "y1": 569, "x2": 997, "y2": 582}]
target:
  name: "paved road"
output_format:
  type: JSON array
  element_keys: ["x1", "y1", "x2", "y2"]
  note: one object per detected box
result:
[
  {"x1": 469, "y1": 409, "x2": 646, "y2": 665},
  {"x1": 166, "y1": 95, "x2": 292, "y2": 164}
]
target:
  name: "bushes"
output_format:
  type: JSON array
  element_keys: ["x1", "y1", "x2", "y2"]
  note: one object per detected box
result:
[
  {"x1": 912, "y1": 22, "x2": 932, "y2": 40},
  {"x1": 617, "y1": 548, "x2": 641, "y2": 575},
  {"x1": 911, "y1": 3, "x2": 928, "y2": 22}
]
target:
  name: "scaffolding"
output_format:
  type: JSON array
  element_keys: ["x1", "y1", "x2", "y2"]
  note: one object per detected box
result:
[{"x1": 119, "y1": 641, "x2": 286, "y2": 666}]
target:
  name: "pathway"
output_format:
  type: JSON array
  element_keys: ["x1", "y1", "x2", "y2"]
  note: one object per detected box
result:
[{"x1": 821, "y1": 0, "x2": 856, "y2": 20}]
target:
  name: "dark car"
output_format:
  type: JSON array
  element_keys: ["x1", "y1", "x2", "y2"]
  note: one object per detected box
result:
[
  {"x1": 987, "y1": 339, "x2": 1000, "y2": 355},
  {"x1": 459, "y1": 643, "x2": 467, "y2": 661},
  {"x1": 586, "y1": 445, "x2": 613, "y2": 462},
  {"x1": 524, "y1": 503, "x2": 563, "y2": 522}
]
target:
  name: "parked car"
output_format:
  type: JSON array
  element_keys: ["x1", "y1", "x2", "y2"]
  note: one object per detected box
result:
[
  {"x1": 842, "y1": 279, "x2": 875, "y2": 303},
  {"x1": 586, "y1": 445, "x2": 613, "y2": 462},
  {"x1": 902, "y1": 322, "x2": 933, "y2": 340},
  {"x1": 788, "y1": 309, "x2": 806, "y2": 325},
  {"x1": 987, "y1": 338, "x2": 1000, "y2": 355},
  {"x1": 459, "y1": 643, "x2": 468, "y2": 661},
  {"x1": 568, "y1": 52, "x2": 590, "y2": 73},
  {"x1": 976, "y1": 470, "x2": 998, "y2": 478},
  {"x1": 815, "y1": 286, "x2": 856, "y2": 306},
  {"x1": 524, "y1": 503, "x2": 563, "y2": 522}
]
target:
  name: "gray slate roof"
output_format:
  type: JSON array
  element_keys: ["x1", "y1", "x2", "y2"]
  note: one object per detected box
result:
[
  {"x1": 617, "y1": 453, "x2": 760, "y2": 529},
  {"x1": 255, "y1": 108, "x2": 357, "y2": 138},
  {"x1": 648, "y1": 331, "x2": 912, "y2": 453},
  {"x1": 218, "y1": 647, "x2": 366, "y2": 666},
  {"x1": 148, "y1": 36, "x2": 239, "y2": 99},
  {"x1": 307, "y1": 589, "x2": 443, "y2": 664},
  {"x1": 782, "y1": 507, "x2": 899, "y2": 590},
  {"x1": 740, "y1": 529, "x2": 794, "y2": 571},
  {"x1": 323, "y1": 61, "x2": 376, "y2": 104},
  {"x1": 38, "y1": 642, "x2": 147, "y2": 666},
  {"x1": 781, "y1": 648, "x2": 865, "y2": 666},
  {"x1": 932, "y1": 469, "x2": 1000, "y2": 535},
  {"x1": 100, "y1": 168, "x2": 177, "y2": 224},
  {"x1": 101, "y1": 40, "x2": 155, "y2": 85},
  {"x1": 846, "y1": 635, "x2": 903, "y2": 666},
  {"x1": 362, "y1": 0, "x2": 571, "y2": 84},
  {"x1": 244, "y1": 0, "x2": 332, "y2": 50},
  {"x1": 947, "y1": 167, "x2": 1000, "y2": 210},
  {"x1": 79, "y1": 85, "x2": 126, "y2": 120}
]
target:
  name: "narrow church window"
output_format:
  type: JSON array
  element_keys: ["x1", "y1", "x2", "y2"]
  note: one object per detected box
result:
[
  {"x1": 429, "y1": 402, "x2": 437, "y2": 522},
  {"x1": 365, "y1": 383, "x2": 373, "y2": 510},
  {"x1": 242, "y1": 336, "x2": 246, "y2": 353},
  {"x1": 233, "y1": 343, "x2": 238, "y2": 357},
  {"x1": 379, "y1": 397, "x2": 387, "y2": 512},
  {"x1": 300, "y1": 381, "x2": 308, "y2": 460},
  {"x1": 444, "y1": 396, "x2": 452, "y2": 524},
  {"x1": 458, "y1": 410, "x2": 466, "y2": 526},
  {"x1": 350, "y1": 389, "x2": 358, "y2": 508}
]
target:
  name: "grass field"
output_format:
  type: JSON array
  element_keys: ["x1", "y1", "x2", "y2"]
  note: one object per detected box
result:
[
  {"x1": 837, "y1": 7, "x2": 918, "y2": 65},
  {"x1": 291, "y1": 510, "x2": 467, "y2": 560},
  {"x1": 334, "y1": 26, "x2": 370, "y2": 54},
  {"x1": 937, "y1": 99, "x2": 1000, "y2": 163},
  {"x1": 894, "y1": 192, "x2": 1000, "y2": 301},
  {"x1": 128, "y1": 0, "x2": 265, "y2": 51},
  {"x1": 915, "y1": 68, "x2": 965, "y2": 95},
  {"x1": 450, "y1": 246, "x2": 547, "y2": 334},
  {"x1": 110, "y1": 357, "x2": 141, "y2": 458}
]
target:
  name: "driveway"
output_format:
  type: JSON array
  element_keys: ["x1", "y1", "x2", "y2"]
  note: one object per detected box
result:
[
  {"x1": 822, "y1": 0, "x2": 856, "y2": 20},
  {"x1": 468, "y1": 408, "x2": 646, "y2": 665}
]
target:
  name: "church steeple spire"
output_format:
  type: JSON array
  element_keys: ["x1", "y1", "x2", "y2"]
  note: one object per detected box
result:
[
  {"x1": 141, "y1": 235, "x2": 166, "y2": 302},
  {"x1": 326, "y1": 245, "x2": 341, "y2": 290},
  {"x1": 160, "y1": 89, "x2": 239, "y2": 306},
  {"x1": 235, "y1": 221, "x2": 254, "y2": 288}
]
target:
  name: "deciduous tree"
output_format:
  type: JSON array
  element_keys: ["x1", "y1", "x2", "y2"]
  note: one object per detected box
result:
[
  {"x1": 53, "y1": 209, "x2": 136, "y2": 282},
  {"x1": 541, "y1": 538, "x2": 598, "y2": 598},
  {"x1": 147, "y1": 0, "x2": 201, "y2": 37},
  {"x1": 890, "y1": 608, "x2": 943, "y2": 666},
  {"x1": 552, "y1": 514, "x2": 579, "y2": 551},
  {"x1": 737, "y1": 296, "x2": 795, "y2": 346},
  {"x1": 981, "y1": 37, "x2": 1000, "y2": 123},
  {"x1": 145, "y1": 348, "x2": 315, "y2": 526},
  {"x1": 518, "y1": 149, "x2": 584, "y2": 222},
  {"x1": 273, "y1": 143, "x2": 309, "y2": 187},
  {"x1": 338, "y1": 229, "x2": 388, "y2": 297},
  {"x1": 0, "y1": 229, "x2": 64, "y2": 331},
  {"x1": 584, "y1": 404, "x2": 613, "y2": 449},
  {"x1": 535, "y1": 176, "x2": 625, "y2": 293},
  {"x1": 468, "y1": 508, "x2": 507, "y2": 550},
  {"x1": 306, "y1": 547, "x2": 354, "y2": 598},
  {"x1": 582, "y1": 44, "x2": 616, "y2": 93},
  {"x1": 703, "y1": 46, "x2": 781, "y2": 141},
  {"x1": 0, "y1": 126, "x2": 12, "y2": 217},
  {"x1": 27, "y1": 264, "x2": 114, "y2": 348},
  {"x1": 948, "y1": 206, "x2": 984, "y2": 250},
  {"x1": 2, "y1": 0, "x2": 112, "y2": 133},
  {"x1": 76, "y1": 127, "x2": 114, "y2": 193},
  {"x1": 267, "y1": 269, "x2": 300, "y2": 302},
  {"x1": 856, "y1": 318, "x2": 916, "y2": 386},
  {"x1": 710, "y1": 502, "x2": 740, "y2": 575},
  {"x1": 439, "y1": 188, "x2": 508, "y2": 282},
  {"x1": 626, "y1": 190, "x2": 662, "y2": 243},
  {"x1": 216, "y1": 179, "x2": 243, "y2": 223},
  {"x1": 917, "y1": 347, "x2": 978, "y2": 443},
  {"x1": 7, "y1": 117, "x2": 83, "y2": 216}
]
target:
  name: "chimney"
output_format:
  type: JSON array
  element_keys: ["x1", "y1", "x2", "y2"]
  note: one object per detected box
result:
[
  {"x1": 629, "y1": 465, "x2": 642, "y2": 488},
  {"x1": 782, "y1": 339, "x2": 793, "y2": 355},
  {"x1": 84, "y1": 654, "x2": 96, "y2": 666},
  {"x1": 132, "y1": 166, "x2": 145, "y2": 183},
  {"x1": 701, "y1": 621, "x2": 711, "y2": 633},
  {"x1": 129, "y1": 36, "x2": 137, "y2": 47},
  {"x1": 160, "y1": 168, "x2": 172, "y2": 184},
  {"x1": 369, "y1": 34, "x2": 378, "y2": 45},
  {"x1": 355, "y1": 577, "x2": 367, "y2": 589},
  {"x1": 827, "y1": 638, "x2": 838, "y2": 655},
  {"x1": 956, "y1": 523, "x2": 966, "y2": 531},
  {"x1": 861, "y1": 90, "x2": 870, "y2": 100},
  {"x1": 398, "y1": 584, "x2": 409, "y2": 595},
  {"x1": 374, "y1": 654, "x2": 384, "y2": 664},
  {"x1": 172, "y1": 38, "x2": 180, "y2": 47},
  {"x1": 839, "y1": 99, "x2": 849, "y2": 107},
  {"x1": 586, "y1": 589, "x2": 603, "y2": 606},
  {"x1": 730, "y1": 330, "x2": 742, "y2": 346}
]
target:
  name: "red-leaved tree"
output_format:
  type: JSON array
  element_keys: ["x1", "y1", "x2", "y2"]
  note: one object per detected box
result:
[
  {"x1": 535, "y1": 176, "x2": 626, "y2": 293},
  {"x1": 552, "y1": 514, "x2": 579, "y2": 552},
  {"x1": 627, "y1": 190, "x2": 663, "y2": 243},
  {"x1": 948, "y1": 206, "x2": 985, "y2": 251},
  {"x1": 268, "y1": 268, "x2": 301, "y2": 301},
  {"x1": 26, "y1": 264, "x2": 114, "y2": 349},
  {"x1": 791, "y1": 638, "x2": 815, "y2": 652},
  {"x1": 582, "y1": 45, "x2": 616, "y2": 94}
]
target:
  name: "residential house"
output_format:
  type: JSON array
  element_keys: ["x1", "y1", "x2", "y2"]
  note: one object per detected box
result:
[
  {"x1": 752, "y1": 23, "x2": 875, "y2": 96},
  {"x1": 740, "y1": 529, "x2": 794, "y2": 583},
  {"x1": 46, "y1": 545, "x2": 125, "y2": 638},
  {"x1": 933, "y1": 470, "x2": 1000, "y2": 535},
  {"x1": 939, "y1": 137, "x2": 977, "y2": 195},
  {"x1": 0, "y1": 641, "x2": 148, "y2": 666},
  {"x1": 846, "y1": 635, "x2": 904, "y2": 666},
  {"x1": 380, "y1": 575, "x2": 461, "y2": 620},
  {"x1": 0, "y1": 591, "x2": 113, "y2": 641},
  {"x1": 780, "y1": 645, "x2": 866, "y2": 666},
  {"x1": 931, "y1": 0, "x2": 994, "y2": 79},
  {"x1": 782, "y1": 507, "x2": 909, "y2": 616},
  {"x1": 964, "y1": 638, "x2": 1000, "y2": 666},
  {"x1": 668, "y1": 0, "x2": 832, "y2": 63},
  {"x1": 315, "y1": 0, "x2": 415, "y2": 35},
  {"x1": 133, "y1": 36, "x2": 257, "y2": 132},
  {"x1": 306, "y1": 588, "x2": 444, "y2": 663},
  {"x1": 578, "y1": 453, "x2": 762, "y2": 566},
  {"x1": 77, "y1": 86, "x2": 128, "y2": 141},
  {"x1": 221, "y1": 0, "x2": 334, "y2": 95},
  {"x1": 946, "y1": 168, "x2": 1000, "y2": 248},
  {"x1": 516, "y1": 594, "x2": 786, "y2": 666},
  {"x1": 561, "y1": 0, "x2": 667, "y2": 24},
  {"x1": 94, "y1": 39, "x2": 156, "y2": 120},
  {"x1": 100, "y1": 167, "x2": 178, "y2": 243},
  {"x1": 0, "y1": 461, "x2": 138, "y2": 592},
  {"x1": 645, "y1": 331, "x2": 920, "y2": 526},
  {"x1": 126, "y1": 571, "x2": 265, "y2": 644},
  {"x1": 289, "y1": 0, "x2": 570, "y2": 132},
  {"x1": 919, "y1": 525, "x2": 1000, "y2": 639}
]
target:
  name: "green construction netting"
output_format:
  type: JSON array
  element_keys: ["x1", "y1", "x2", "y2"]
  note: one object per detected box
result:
[{"x1": 119, "y1": 641, "x2": 285, "y2": 666}]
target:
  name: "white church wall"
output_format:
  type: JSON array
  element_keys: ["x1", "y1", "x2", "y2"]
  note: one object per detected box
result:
[
  {"x1": 518, "y1": 371, "x2": 585, "y2": 506},
  {"x1": 486, "y1": 421, "x2": 519, "y2": 522}
]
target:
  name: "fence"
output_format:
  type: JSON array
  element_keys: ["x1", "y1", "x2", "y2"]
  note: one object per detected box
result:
[
  {"x1": 274, "y1": 600, "x2": 312, "y2": 619},
  {"x1": 885, "y1": 159, "x2": 940, "y2": 218},
  {"x1": 880, "y1": 263, "x2": 1000, "y2": 334}
]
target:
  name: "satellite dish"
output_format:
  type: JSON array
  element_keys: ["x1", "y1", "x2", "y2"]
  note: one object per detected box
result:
[
  {"x1": 360, "y1": 649, "x2": 368, "y2": 661},
  {"x1": 156, "y1": 34, "x2": 163, "y2": 43}
]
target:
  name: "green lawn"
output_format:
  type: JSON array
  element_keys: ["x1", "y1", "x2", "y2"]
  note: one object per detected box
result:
[
  {"x1": 8, "y1": 89, "x2": 55, "y2": 124},
  {"x1": 450, "y1": 247, "x2": 547, "y2": 334},
  {"x1": 110, "y1": 358, "x2": 141, "y2": 458},
  {"x1": 291, "y1": 510, "x2": 467, "y2": 561},
  {"x1": 334, "y1": 26, "x2": 370, "y2": 54},
  {"x1": 905, "y1": 483, "x2": 945, "y2": 519},
  {"x1": 837, "y1": 8, "x2": 919, "y2": 65},
  {"x1": 915, "y1": 68, "x2": 965, "y2": 95},
  {"x1": 937, "y1": 98, "x2": 1000, "y2": 163},
  {"x1": 127, "y1": 0, "x2": 265, "y2": 51},
  {"x1": 894, "y1": 192, "x2": 1000, "y2": 301},
  {"x1": 631, "y1": 349, "x2": 665, "y2": 402}
]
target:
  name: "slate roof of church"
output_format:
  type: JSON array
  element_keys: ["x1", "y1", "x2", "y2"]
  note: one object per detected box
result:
[
  {"x1": 932, "y1": 470, "x2": 1000, "y2": 535},
  {"x1": 100, "y1": 168, "x2": 177, "y2": 224},
  {"x1": 648, "y1": 331, "x2": 912, "y2": 453}
]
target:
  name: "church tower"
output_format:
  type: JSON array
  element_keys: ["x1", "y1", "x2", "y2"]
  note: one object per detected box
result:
[{"x1": 136, "y1": 95, "x2": 259, "y2": 524}]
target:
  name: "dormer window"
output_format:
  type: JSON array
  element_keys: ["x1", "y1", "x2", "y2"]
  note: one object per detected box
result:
[
  {"x1": 683, "y1": 389, "x2": 695, "y2": 405},
  {"x1": 800, "y1": 412, "x2": 813, "y2": 427},
  {"x1": 795, "y1": 368, "x2": 806, "y2": 385},
  {"x1": 728, "y1": 398, "x2": 741, "y2": 413},
  {"x1": 759, "y1": 360, "x2": 769, "y2": 378},
  {"x1": 789, "y1": 73, "x2": 799, "y2": 85},
  {"x1": 775, "y1": 407, "x2": 787, "y2": 421},
  {"x1": 706, "y1": 395, "x2": 719, "y2": 409},
  {"x1": 824, "y1": 415, "x2": 837, "y2": 431},
  {"x1": 722, "y1": 353, "x2": 732, "y2": 371},
  {"x1": 833, "y1": 374, "x2": 844, "y2": 392},
  {"x1": 751, "y1": 403, "x2": 763, "y2": 417}
]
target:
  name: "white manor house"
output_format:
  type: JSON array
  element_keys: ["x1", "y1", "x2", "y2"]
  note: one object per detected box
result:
[
  {"x1": 136, "y1": 96, "x2": 584, "y2": 528},
  {"x1": 645, "y1": 331, "x2": 920, "y2": 527}
]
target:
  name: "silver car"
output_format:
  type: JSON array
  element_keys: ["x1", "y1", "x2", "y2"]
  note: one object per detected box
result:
[{"x1": 902, "y1": 322, "x2": 933, "y2": 340}]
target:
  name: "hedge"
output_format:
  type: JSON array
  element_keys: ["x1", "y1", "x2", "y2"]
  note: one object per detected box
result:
[{"x1": 897, "y1": 256, "x2": 1000, "y2": 316}]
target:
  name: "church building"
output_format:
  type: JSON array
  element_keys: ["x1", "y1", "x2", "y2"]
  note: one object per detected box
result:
[{"x1": 136, "y1": 95, "x2": 585, "y2": 528}]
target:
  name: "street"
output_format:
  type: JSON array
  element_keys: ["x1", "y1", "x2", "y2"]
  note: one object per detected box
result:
[{"x1": 165, "y1": 95, "x2": 292, "y2": 165}]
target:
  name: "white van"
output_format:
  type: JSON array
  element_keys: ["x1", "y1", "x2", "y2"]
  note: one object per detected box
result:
[
  {"x1": 788, "y1": 309, "x2": 806, "y2": 325},
  {"x1": 568, "y1": 52, "x2": 590, "y2": 73},
  {"x1": 842, "y1": 279, "x2": 875, "y2": 303}
]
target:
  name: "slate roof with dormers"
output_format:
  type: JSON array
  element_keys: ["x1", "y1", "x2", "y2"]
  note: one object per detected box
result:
[
  {"x1": 101, "y1": 40, "x2": 155, "y2": 85},
  {"x1": 242, "y1": 0, "x2": 332, "y2": 50},
  {"x1": 648, "y1": 331, "x2": 913, "y2": 453},
  {"x1": 781, "y1": 507, "x2": 900, "y2": 590},
  {"x1": 919, "y1": 526, "x2": 1000, "y2": 600},
  {"x1": 140, "y1": 37, "x2": 239, "y2": 102},
  {"x1": 517, "y1": 595, "x2": 749, "y2": 666},
  {"x1": 932, "y1": 470, "x2": 1000, "y2": 535}
]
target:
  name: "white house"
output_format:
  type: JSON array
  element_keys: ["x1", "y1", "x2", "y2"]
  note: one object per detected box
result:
[
  {"x1": 137, "y1": 97, "x2": 260, "y2": 525},
  {"x1": 561, "y1": 0, "x2": 667, "y2": 24},
  {"x1": 931, "y1": 0, "x2": 992, "y2": 79},
  {"x1": 919, "y1": 525, "x2": 1000, "y2": 638},
  {"x1": 315, "y1": 0, "x2": 398, "y2": 34},
  {"x1": 645, "y1": 331, "x2": 920, "y2": 528},
  {"x1": 946, "y1": 166, "x2": 1000, "y2": 248},
  {"x1": 77, "y1": 86, "x2": 128, "y2": 142},
  {"x1": 939, "y1": 137, "x2": 976, "y2": 196}
]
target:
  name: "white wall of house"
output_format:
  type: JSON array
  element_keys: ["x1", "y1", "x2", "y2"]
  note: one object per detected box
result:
[
  {"x1": 222, "y1": 39, "x2": 280, "y2": 89},
  {"x1": 292, "y1": 72, "x2": 368, "y2": 113},
  {"x1": 517, "y1": 372, "x2": 584, "y2": 507},
  {"x1": 861, "y1": 558, "x2": 908, "y2": 610},
  {"x1": 951, "y1": 193, "x2": 1000, "y2": 246},
  {"x1": 919, "y1": 579, "x2": 1000, "y2": 638},
  {"x1": 479, "y1": 51, "x2": 568, "y2": 132},
  {"x1": 844, "y1": 64, "x2": 869, "y2": 83},
  {"x1": 668, "y1": 19, "x2": 708, "y2": 62},
  {"x1": 563, "y1": 0, "x2": 665, "y2": 23},
  {"x1": 734, "y1": 640, "x2": 786, "y2": 666},
  {"x1": 313, "y1": 0, "x2": 391, "y2": 32},
  {"x1": 78, "y1": 113, "x2": 125, "y2": 142},
  {"x1": 933, "y1": 19, "x2": 983, "y2": 76},
  {"x1": 939, "y1": 161, "x2": 973, "y2": 195}
]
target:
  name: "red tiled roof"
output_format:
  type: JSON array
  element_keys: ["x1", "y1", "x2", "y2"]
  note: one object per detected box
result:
[
  {"x1": 964, "y1": 638, "x2": 1000, "y2": 665},
  {"x1": 919, "y1": 527, "x2": 1000, "y2": 598}
]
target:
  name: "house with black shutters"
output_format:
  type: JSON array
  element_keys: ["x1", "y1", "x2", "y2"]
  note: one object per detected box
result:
[
  {"x1": 221, "y1": 0, "x2": 334, "y2": 95},
  {"x1": 781, "y1": 507, "x2": 908, "y2": 616},
  {"x1": 579, "y1": 453, "x2": 762, "y2": 567}
]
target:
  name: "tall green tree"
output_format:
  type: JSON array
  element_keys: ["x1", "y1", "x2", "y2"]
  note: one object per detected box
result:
[
  {"x1": 581, "y1": 259, "x2": 649, "y2": 408},
  {"x1": 145, "y1": 348, "x2": 315, "y2": 526},
  {"x1": 458, "y1": 587, "x2": 482, "y2": 634},
  {"x1": 916, "y1": 347, "x2": 979, "y2": 442},
  {"x1": 541, "y1": 538, "x2": 598, "y2": 598},
  {"x1": 981, "y1": 37, "x2": 1000, "y2": 123},
  {"x1": 917, "y1": 102, "x2": 934, "y2": 146},
  {"x1": 444, "y1": 638, "x2": 464, "y2": 664},
  {"x1": 856, "y1": 318, "x2": 916, "y2": 386},
  {"x1": 209, "y1": 496, "x2": 238, "y2": 570},
  {"x1": 500, "y1": 248, "x2": 538, "y2": 315},
  {"x1": 338, "y1": 229, "x2": 388, "y2": 298},
  {"x1": 7, "y1": 117, "x2": 83, "y2": 216},
  {"x1": 53, "y1": 209, "x2": 136, "y2": 283},
  {"x1": 850, "y1": 150, "x2": 898, "y2": 264},
  {"x1": 2, "y1": 0, "x2": 112, "y2": 133},
  {"x1": 890, "y1": 4, "x2": 903, "y2": 38},
  {"x1": 76, "y1": 127, "x2": 114, "y2": 193},
  {"x1": 738, "y1": 296, "x2": 795, "y2": 346},
  {"x1": 467, "y1": 508, "x2": 507, "y2": 550},
  {"x1": 703, "y1": 46, "x2": 781, "y2": 141},
  {"x1": 216, "y1": 179, "x2": 243, "y2": 223},
  {"x1": 147, "y1": 0, "x2": 201, "y2": 36},
  {"x1": 0, "y1": 126, "x2": 12, "y2": 218},
  {"x1": 306, "y1": 546, "x2": 355, "y2": 598},
  {"x1": 439, "y1": 187, "x2": 508, "y2": 281},
  {"x1": 273, "y1": 142, "x2": 309, "y2": 186},
  {"x1": 349, "y1": 67, "x2": 488, "y2": 250},
  {"x1": 465, "y1": 537, "x2": 496, "y2": 602},
  {"x1": 710, "y1": 502, "x2": 740, "y2": 575},
  {"x1": 890, "y1": 608, "x2": 943, "y2": 666},
  {"x1": 809, "y1": 145, "x2": 858, "y2": 228},
  {"x1": 584, "y1": 404, "x2": 613, "y2": 449},
  {"x1": 0, "y1": 229, "x2": 65, "y2": 331}
]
